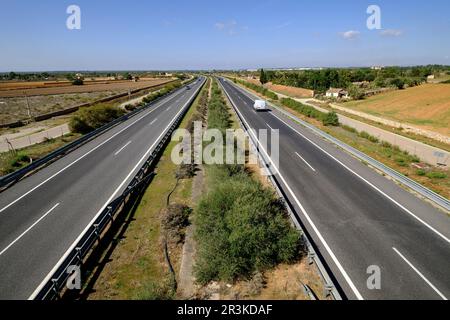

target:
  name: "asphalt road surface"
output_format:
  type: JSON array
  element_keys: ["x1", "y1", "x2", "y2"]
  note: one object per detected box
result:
[
  {"x1": 219, "y1": 77, "x2": 450, "y2": 300},
  {"x1": 0, "y1": 78, "x2": 205, "y2": 299}
]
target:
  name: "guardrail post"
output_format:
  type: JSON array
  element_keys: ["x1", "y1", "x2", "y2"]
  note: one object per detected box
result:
[
  {"x1": 93, "y1": 224, "x2": 100, "y2": 241},
  {"x1": 307, "y1": 251, "x2": 315, "y2": 265},
  {"x1": 324, "y1": 284, "x2": 334, "y2": 298},
  {"x1": 75, "y1": 247, "x2": 82, "y2": 264},
  {"x1": 51, "y1": 279, "x2": 60, "y2": 299}
]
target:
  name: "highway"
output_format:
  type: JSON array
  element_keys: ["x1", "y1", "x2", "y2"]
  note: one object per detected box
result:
[
  {"x1": 0, "y1": 78, "x2": 205, "y2": 299},
  {"x1": 218, "y1": 77, "x2": 450, "y2": 300}
]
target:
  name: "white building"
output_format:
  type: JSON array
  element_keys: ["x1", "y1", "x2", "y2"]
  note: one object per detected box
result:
[{"x1": 326, "y1": 88, "x2": 349, "y2": 99}]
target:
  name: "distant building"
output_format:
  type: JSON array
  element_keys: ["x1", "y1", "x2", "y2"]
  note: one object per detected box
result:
[
  {"x1": 371, "y1": 66, "x2": 383, "y2": 70},
  {"x1": 326, "y1": 88, "x2": 349, "y2": 99}
]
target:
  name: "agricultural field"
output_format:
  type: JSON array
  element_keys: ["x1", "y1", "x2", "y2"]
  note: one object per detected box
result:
[
  {"x1": 0, "y1": 78, "x2": 171, "y2": 97},
  {"x1": 0, "y1": 78, "x2": 173, "y2": 125},
  {"x1": 238, "y1": 77, "x2": 313, "y2": 98},
  {"x1": 343, "y1": 83, "x2": 450, "y2": 136}
]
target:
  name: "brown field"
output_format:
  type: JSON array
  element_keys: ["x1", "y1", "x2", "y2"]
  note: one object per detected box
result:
[
  {"x1": 267, "y1": 83, "x2": 314, "y2": 98},
  {"x1": 0, "y1": 78, "x2": 172, "y2": 97},
  {"x1": 344, "y1": 84, "x2": 450, "y2": 136},
  {"x1": 238, "y1": 77, "x2": 314, "y2": 98}
]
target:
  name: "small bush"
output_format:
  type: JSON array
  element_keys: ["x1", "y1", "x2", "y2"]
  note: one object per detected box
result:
[
  {"x1": 69, "y1": 104, "x2": 125, "y2": 134},
  {"x1": 426, "y1": 171, "x2": 447, "y2": 179},
  {"x1": 416, "y1": 169, "x2": 426, "y2": 176},
  {"x1": 322, "y1": 111, "x2": 339, "y2": 126},
  {"x1": 72, "y1": 78, "x2": 84, "y2": 86}
]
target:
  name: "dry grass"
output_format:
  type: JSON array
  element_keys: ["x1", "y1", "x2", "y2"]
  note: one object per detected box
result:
[
  {"x1": 344, "y1": 84, "x2": 450, "y2": 136},
  {"x1": 238, "y1": 77, "x2": 313, "y2": 98}
]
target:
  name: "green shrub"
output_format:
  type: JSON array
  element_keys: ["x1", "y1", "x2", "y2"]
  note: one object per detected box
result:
[
  {"x1": 194, "y1": 176, "x2": 301, "y2": 284},
  {"x1": 322, "y1": 111, "x2": 339, "y2": 126},
  {"x1": 416, "y1": 169, "x2": 426, "y2": 176},
  {"x1": 426, "y1": 171, "x2": 447, "y2": 179},
  {"x1": 69, "y1": 104, "x2": 125, "y2": 134},
  {"x1": 72, "y1": 78, "x2": 84, "y2": 85}
]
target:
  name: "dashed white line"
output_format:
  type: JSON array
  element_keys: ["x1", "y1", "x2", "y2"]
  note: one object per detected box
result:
[
  {"x1": 149, "y1": 118, "x2": 158, "y2": 125},
  {"x1": 393, "y1": 247, "x2": 447, "y2": 300},
  {"x1": 114, "y1": 141, "x2": 132, "y2": 156},
  {"x1": 295, "y1": 152, "x2": 316, "y2": 172},
  {"x1": 271, "y1": 112, "x2": 450, "y2": 245},
  {"x1": 266, "y1": 122, "x2": 274, "y2": 131},
  {"x1": 0, "y1": 203, "x2": 60, "y2": 257}
]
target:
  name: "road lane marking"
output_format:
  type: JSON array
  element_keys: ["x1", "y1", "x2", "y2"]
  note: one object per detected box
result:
[
  {"x1": 0, "y1": 203, "x2": 60, "y2": 257},
  {"x1": 28, "y1": 78, "x2": 205, "y2": 300},
  {"x1": 220, "y1": 79, "x2": 364, "y2": 300},
  {"x1": 393, "y1": 247, "x2": 447, "y2": 300},
  {"x1": 114, "y1": 141, "x2": 132, "y2": 156},
  {"x1": 0, "y1": 87, "x2": 188, "y2": 215},
  {"x1": 149, "y1": 118, "x2": 158, "y2": 125},
  {"x1": 295, "y1": 152, "x2": 316, "y2": 172},
  {"x1": 167, "y1": 106, "x2": 172, "y2": 111},
  {"x1": 266, "y1": 123, "x2": 274, "y2": 131},
  {"x1": 271, "y1": 112, "x2": 450, "y2": 245}
]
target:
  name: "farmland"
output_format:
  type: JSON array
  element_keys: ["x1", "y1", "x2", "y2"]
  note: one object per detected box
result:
[
  {"x1": 343, "y1": 83, "x2": 450, "y2": 136},
  {"x1": 0, "y1": 78, "x2": 173, "y2": 125},
  {"x1": 0, "y1": 78, "x2": 172, "y2": 97}
]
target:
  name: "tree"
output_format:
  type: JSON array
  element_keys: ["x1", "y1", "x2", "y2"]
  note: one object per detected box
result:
[
  {"x1": 259, "y1": 69, "x2": 268, "y2": 85},
  {"x1": 348, "y1": 85, "x2": 365, "y2": 100},
  {"x1": 72, "y1": 78, "x2": 84, "y2": 85},
  {"x1": 390, "y1": 78, "x2": 405, "y2": 90}
]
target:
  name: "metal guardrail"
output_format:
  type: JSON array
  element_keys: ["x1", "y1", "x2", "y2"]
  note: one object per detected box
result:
[
  {"x1": 30, "y1": 78, "x2": 206, "y2": 300},
  {"x1": 0, "y1": 79, "x2": 198, "y2": 192},
  {"x1": 229, "y1": 79, "x2": 450, "y2": 213},
  {"x1": 218, "y1": 78, "x2": 343, "y2": 300}
]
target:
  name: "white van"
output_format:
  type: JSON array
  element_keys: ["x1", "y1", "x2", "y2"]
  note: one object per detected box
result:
[{"x1": 253, "y1": 100, "x2": 268, "y2": 111}]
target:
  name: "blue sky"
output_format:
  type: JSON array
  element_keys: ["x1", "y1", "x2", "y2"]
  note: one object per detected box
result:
[{"x1": 1, "y1": 0, "x2": 449, "y2": 71}]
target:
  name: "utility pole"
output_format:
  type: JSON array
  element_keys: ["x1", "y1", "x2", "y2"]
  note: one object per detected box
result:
[{"x1": 24, "y1": 91, "x2": 32, "y2": 121}]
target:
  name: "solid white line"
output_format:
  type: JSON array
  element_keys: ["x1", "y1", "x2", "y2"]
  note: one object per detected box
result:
[
  {"x1": 392, "y1": 247, "x2": 447, "y2": 300},
  {"x1": 221, "y1": 80, "x2": 364, "y2": 300},
  {"x1": 114, "y1": 141, "x2": 132, "y2": 156},
  {"x1": 271, "y1": 112, "x2": 450, "y2": 245},
  {"x1": 266, "y1": 122, "x2": 274, "y2": 131},
  {"x1": 295, "y1": 152, "x2": 316, "y2": 172},
  {"x1": 0, "y1": 88, "x2": 186, "y2": 215},
  {"x1": 0, "y1": 203, "x2": 60, "y2": 257},
  {"x1": 28, "y1": 79, "x2": 205, "y2": 299}
]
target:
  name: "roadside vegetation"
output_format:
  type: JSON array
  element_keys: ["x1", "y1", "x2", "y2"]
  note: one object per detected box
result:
[
  {"x1": 194, "y1": 79, "x2": 302, "y2": 286},
  {"x1": 69, "y1": 104, "x2": 125, "y2": 134},
  {"x1": 0, "y1": 133, "x2": 81, "y2": 175}
]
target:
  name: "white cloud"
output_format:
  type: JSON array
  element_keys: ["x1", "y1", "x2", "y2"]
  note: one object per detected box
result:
[
  {"x1": 339, "y1": 30, "x2": 361, "y2": 40},
  {"x1": 214, "y1": 20, "x2": 246, "y2": 35},
  {"x1": 380, "y1": 29, "x2": 403, "y2": 37}
]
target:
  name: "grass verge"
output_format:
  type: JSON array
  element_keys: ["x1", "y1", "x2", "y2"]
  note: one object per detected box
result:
[{"x1": 0, "y1": 133, "x2": 81, "y2": 176}]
